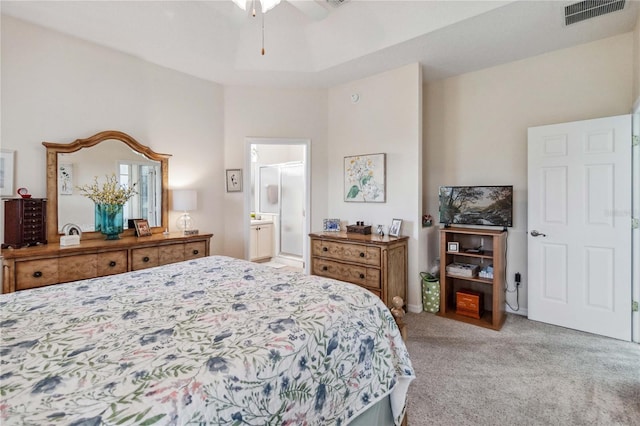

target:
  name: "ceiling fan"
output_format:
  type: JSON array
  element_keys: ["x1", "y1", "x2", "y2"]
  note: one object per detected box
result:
[
  {"x1": 231, "y1": 0, "x2": 337, "y2": 55},
  {"x1": 231, "y1": 0, "x2": 342, "y2": 21}
]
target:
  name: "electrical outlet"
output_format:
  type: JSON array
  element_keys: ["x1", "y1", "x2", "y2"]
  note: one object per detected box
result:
[
  {"x1": 633, "y1": 301, "x2": 639, "y2": 312},
  {"x1": 515, "y1": 272, "x2": 521, "y2": 283}
]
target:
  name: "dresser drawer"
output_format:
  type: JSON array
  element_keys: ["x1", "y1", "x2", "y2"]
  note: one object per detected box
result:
[
  {"x1": 97, "y1": 250, "x2": 128, "y2": 276},
  {"x1": 185, "y1": 241, "x2": 206, "y2": 260},
  {"x1": 16, "y1": 259, "x2": 59, "y2": 290},
  {"x1": 131, "y1": 247, "x2": 159, "y2": 270},
  {"x1": 159, "y1": 244, "x2": 185, "y2": 266},
  {"x1": 312, "y1": 240, "x2": 381, "y2": 266},
  {"x1": 312, "y1": 258, "x2": 381, "y2": 289},
  {"x1": 59, "y1": 254, "x2": 98, "y2": 283}
]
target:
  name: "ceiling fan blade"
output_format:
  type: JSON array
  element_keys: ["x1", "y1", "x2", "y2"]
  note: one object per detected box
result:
[{"x1": 288, "y1": 0, "x2": 329, "y2": 20}]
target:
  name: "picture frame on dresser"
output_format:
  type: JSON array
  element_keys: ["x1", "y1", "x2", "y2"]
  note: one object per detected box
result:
[
  {"x1": 0, "y1": 149, "x2": 15, "y2": 197},
  {"x1": 322, "y1": 218, "x2": 341, "y2": 232},
  {"x1": 389, "y1": 218, "x2": 402, "y2": 237},
  {"x1": 134, "y1": 219, "x2": 152, "y2": 237}
]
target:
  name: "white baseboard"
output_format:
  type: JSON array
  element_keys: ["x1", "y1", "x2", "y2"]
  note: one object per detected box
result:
[
  {"x1": 506, "y1": 306, "x2": 528, "y2": 316},
  {"x1": 407, "y1": 303, "x2": 423, "y2": 313},
  {"x1": 407, "y1": 305, "x2": 528, "y2": 316}
]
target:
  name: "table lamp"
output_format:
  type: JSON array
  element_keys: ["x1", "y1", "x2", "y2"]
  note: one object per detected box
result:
[{"x1": 173, "y1": 189, "x2": 197, "y2": 234}]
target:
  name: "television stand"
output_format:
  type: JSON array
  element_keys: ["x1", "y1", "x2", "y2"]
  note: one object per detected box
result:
[{"x1": 438, "y1": 227, "x2": 507, "y2": 330}]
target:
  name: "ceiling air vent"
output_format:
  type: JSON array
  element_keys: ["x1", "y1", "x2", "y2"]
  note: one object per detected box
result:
[{"x1": 565, "y1": 0, "x2": 626, "y2": 25}]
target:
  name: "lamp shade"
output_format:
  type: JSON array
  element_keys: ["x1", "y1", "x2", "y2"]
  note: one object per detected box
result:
[{"x1": 173, "y1": 189, "x2": 197, "y2": 211}]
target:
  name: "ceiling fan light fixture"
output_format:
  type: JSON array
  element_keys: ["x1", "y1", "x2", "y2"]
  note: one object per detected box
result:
[{"x1": 232, "y1": 0, "x2": 281, "y2": 13}]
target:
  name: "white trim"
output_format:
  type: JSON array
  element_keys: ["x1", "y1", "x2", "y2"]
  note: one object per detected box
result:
[
  {"x1": 632, "y1": 109, "x2": 639, "y2": 343},
  {"x1": 407, "y1": 303, "x2": 423, "y2": 313},
  {"x1": 244, "y1": 137, "x2": 311, "y2": 275},
  {"x1": 506, "y1": 306, "x2": 528, "y2": 316}
]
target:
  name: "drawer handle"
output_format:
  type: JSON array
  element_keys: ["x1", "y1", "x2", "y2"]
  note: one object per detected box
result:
[
  {"x1": 33, "y1": 271, "x2": 43, "y2": 278},
  {"x1": 359, "y1": 273, "x2": 365, "y2": 279},
  {"x1": 109, "y1": 261, "x2": 117, "y2": 267},
  {"x1": 322, "y1": 266, "x2": 328, "y2": 271},
  {"x1": 143, "y1": 256, "x2": 150, "y2": 262},
  {"x1": 192, "y1": 249, "x2": 199, "y2": 255},
  {"x1": 322, "y1": 247, "x2": 328, "y2": 252},
  {"x1": 359, "y1": 252, "x2": 365, "y2": 257}
]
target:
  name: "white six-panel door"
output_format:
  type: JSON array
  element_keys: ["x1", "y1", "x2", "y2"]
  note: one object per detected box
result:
[{"x1": 528, "y1": 115, "x2": 632, "y2": 341}]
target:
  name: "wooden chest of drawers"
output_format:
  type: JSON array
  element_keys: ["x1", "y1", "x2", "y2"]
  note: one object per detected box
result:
[
  {"x1": 309, "y1": 231, "x2": 408, "y2": 305},
  {"x1": 2, "y1": 198, "x2": 47, "y2": 248},
  {"x1": 2, "y1": 233, "x2": 212, "y2": 293}
]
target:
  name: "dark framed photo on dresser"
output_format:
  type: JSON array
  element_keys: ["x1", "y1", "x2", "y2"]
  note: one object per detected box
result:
[{"x1": 133, "y1": 219, "x2": 152, "y2": 237}]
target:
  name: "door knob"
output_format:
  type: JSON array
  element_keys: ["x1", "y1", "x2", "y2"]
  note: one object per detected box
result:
[{"x1": 530, "y1": 230, "x2": 547, "y2": 237}]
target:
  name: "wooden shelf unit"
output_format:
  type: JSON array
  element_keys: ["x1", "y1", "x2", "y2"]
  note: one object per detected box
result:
[{"x1": 438, "y1": 227, "x2": 507, "y2": 330}]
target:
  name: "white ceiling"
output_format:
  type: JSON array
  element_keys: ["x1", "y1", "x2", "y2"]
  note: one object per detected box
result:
[{"x1": 2, "y1": 0, "x2": 638, "y2": 88}]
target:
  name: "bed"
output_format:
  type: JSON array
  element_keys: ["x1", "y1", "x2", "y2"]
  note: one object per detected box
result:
[{"x1": 0, "y1": 255, "x2": 414, "y2": 425}]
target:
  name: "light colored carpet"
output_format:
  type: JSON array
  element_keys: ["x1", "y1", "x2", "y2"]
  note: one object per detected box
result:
[{"x1": 404, "y1": 312, "x2": 640, "y2": 426}]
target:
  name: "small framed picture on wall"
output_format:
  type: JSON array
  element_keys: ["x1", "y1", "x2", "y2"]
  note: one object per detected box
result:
[{"x1": 226, "y1": 169, "x2": 242, "y2": 192}]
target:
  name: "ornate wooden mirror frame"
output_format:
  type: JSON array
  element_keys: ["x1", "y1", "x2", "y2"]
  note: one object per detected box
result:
[{"x1": 43, "y1": 130, "x2": 170, "y2": 243}]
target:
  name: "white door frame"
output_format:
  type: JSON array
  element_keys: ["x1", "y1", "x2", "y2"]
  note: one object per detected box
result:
[
  {"x1": 243, "y1": 137, "x2": 311, "y2": 274},
  {"x1": 632, "y1": 104, "x2": 640, "y2": 343}
]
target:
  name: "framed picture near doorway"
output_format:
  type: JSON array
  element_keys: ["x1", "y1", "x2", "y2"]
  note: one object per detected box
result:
[{"x1": 226, "y1": 169, "x2": 242, "y2": 192}]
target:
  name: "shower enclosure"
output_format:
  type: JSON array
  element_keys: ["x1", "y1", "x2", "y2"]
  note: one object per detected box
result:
[{"x1": 258, "y1": 162, "x2": 304, "y2": 259}]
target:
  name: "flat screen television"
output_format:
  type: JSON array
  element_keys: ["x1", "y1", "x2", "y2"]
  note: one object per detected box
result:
[{"x1": 439, "y1": 185, "x2": 513, "y2": 228}]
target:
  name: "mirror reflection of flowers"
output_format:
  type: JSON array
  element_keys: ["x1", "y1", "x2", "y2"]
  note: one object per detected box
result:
[
  {"x1": 345, "y1": 156, "x2": 383, "y2": 201},
  {"x1": 77, "y1": 174, "x2": 137, "y2": 205}
]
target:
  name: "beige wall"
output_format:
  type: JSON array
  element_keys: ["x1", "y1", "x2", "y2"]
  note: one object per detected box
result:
[
  {"x1": 0, "y1": 15, "x2": 226, "y2": 253},
  {"x1": 223, "y1": 86, "x2": 328, "y2": 258},
  {"x1": 424, "y1": 33, "x2": 634, "y2": 313},
  {"x1": 3, "y1": 14, "x2": 635, "y2": 315},
  {"x1": 328, "y1": 63, "x2": 424, "y2": 311}
]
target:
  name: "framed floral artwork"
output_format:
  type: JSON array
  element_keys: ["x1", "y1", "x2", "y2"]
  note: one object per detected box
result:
[{"x1": 344, "y1": 153, "x2": 386, "y2": 202}]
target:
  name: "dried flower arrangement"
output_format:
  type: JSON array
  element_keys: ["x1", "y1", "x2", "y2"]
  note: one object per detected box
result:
[{"x1": 77, "y1": 174, "x2": 137, "y2": 205}]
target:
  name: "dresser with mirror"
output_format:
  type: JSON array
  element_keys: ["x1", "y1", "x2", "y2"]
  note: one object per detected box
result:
[{"x1": 1, "y1": 130, "x2": 212, "y2": 293}]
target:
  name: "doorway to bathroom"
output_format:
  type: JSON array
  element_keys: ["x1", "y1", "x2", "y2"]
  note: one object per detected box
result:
[{"x1": 244, "y1": 138, "x2": 310, "y2": 272}]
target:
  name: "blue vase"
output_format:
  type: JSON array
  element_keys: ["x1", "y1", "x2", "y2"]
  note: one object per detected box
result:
[{"x1": 95, "y1": 203, "x2": 124, "y2": 240}]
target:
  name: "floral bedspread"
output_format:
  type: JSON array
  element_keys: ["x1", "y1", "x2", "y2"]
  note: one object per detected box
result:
[{"x1": 0, "y1": 255, "x2": 414, "y2": 425}]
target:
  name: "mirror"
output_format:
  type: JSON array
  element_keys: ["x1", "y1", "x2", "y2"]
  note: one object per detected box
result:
[{"x1": 44, "y1": 131, "x2": 170, "y2": 242}]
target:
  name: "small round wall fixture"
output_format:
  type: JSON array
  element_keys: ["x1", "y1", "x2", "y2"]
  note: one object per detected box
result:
[{"x1": 351, "y1": 93, "x2": 360, "y2": 104}]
